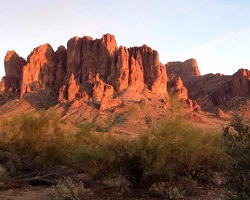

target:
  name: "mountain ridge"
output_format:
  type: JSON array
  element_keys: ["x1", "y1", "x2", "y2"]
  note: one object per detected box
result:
[{"x1": 0, "y1": 33, "x2": 249, "y2": 118}]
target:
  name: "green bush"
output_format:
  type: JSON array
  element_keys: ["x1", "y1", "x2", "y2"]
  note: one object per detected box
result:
[
  {"x1": 76, "y1": 118, "x2": 224, "y2": 189},
  {"x1": 0, "y1": 110, "x2": 225, "y2": 195},
  {"x1": 222, "y1": 115, "x2": 250, "y2": 199},
  {"x1": 0, "y1": 111, "x2": 77, "y2": 168},
  {"x1": 135, "y1": 119, "x2": 224, "y2": 181},
  {"x1": 74, "y1": 130, "x2": 119, "y2": 177}
]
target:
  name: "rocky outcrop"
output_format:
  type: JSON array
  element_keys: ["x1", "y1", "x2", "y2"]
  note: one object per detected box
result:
[
  {"x1": 1, "y1": 33, "x2": 249, "y2": 114},
  {"x1": 168, "y1": 77, "x2": 188, "y2": 100},
  {"x1": 167, "y1": 76, "x2": 201, "y2": 111},
  {"x1": 2, "y1": 33, "x2": 167, "y2": 109},
  {"x1": 214, "y1": 107, "x2": 224, "y2": 118},
  {"x1": 57, "y1": 34, "x2": 168, "y2": 106},
  {"x1": 214, "y1": 69, "x2": 250, "y2": 108},
  {"x1": 54, "y1": 45, "x2": 67, "y2": 88},
  {"x1": 166, "y1": 58, "x2": 200, "y2": 82},
  {"x1": 20, "y1": 44, "x2": 56, "y2": 98},
  {"x1": 231, "y1": 69, "x2": 250, "y2": 97},
  {"x1": 61, "y1": 36, "x2": 167, "y2": 108},
  {"x1": 0, "y1": 51, "x2": 26, "y2": 92},
  {"x1": 166, "y1": 59, "x2": 250, "y2": 111},
  {"x1": 182, "y1": 99, "x2": 201, "y2": 111}
]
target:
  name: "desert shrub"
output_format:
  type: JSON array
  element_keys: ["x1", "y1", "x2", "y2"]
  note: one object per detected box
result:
[
  {"x1": 138, "y1": 99, "x2": 146, "y2": 109},
  {"x1": 78, "y1": 121, "x2": 96, "y2": 134},
  {"x1": 135, "y1": 119, "x2": 224, "y2": 181},
  {"x1": 76, "y1": 118, "x2": 224, "y2": 189},
  {"x1": 47, "y1": 177, "x2": 92, "y2": 200},
  {"x1": 75, "y1": 127, "x2": 145, "y2": 186},
  {"x1": 119, "y1": 152, "x2": 145, "y2": 187},
  {"x1": 149, "y1": 181, "x2": 187, "y2": 199},
  {"x1": 75, "y1": 129, "x2": 119, "y2": 177},
  {"x1": 111, "y1": 180, "x2": 130, "y2": 200},
  {"x1": 168, "y1": 94, "x2": 188, "y2": 119},
  {"x1": 222, "y1": 115, "x2": 250, "y2": 199},
  {"x1": 95, "y1": 122, "x2": 112, "y2": 133},
  {"x1": 0, "y1": 164, "x2": 8, "y2": 181},
  {"x1": 0, "y1": 111, "x2": 77, "y2": 168}
]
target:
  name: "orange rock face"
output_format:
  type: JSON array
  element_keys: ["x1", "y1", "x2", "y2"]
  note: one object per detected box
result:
[
  {"x1": 167, "y1": 76, "x2": 200, "y2": 111},
  {"x1": 20, "y1": 44, "x2": 56, "y2": 98},
  {"x1": 57, "y1": 34, "x2": 168, "y2": 106},
  {"x1": 168, "y1": 77, "x2": 188, "y2": 100},
  {"x1": 166, "y1": 58, "x2": 200, "y2": 82},
  {"x1": 5, "y1": 33, "x2": 168, "y2": 109},
  {"x1": 1, "y1": 34, "x2": 249, "y2": 113}
]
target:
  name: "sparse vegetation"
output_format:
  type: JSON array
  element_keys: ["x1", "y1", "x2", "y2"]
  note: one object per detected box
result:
[
  {"x1": 75, "y1": 117, "x2": 225, "y2": 194},
  {"x1": 0, "y1": 111, "x2": 77, "y2": 172},
  {"x1": 0, "y1": 110, "x2": 237, "y2": 199},
  {"x1": 149, "y1": 181, "x2": 187, "y2": 199},
  {"x1": 222, "y1": 114, "x2": 250, "y2": 199},
  {"x1": 47, "y1": 177, "x2": 92, "y2": 200}
]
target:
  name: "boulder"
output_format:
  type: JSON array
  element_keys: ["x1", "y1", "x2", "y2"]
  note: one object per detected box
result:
[{"x1": 214, "y1": 107, "x2": 224, "y2": 118}]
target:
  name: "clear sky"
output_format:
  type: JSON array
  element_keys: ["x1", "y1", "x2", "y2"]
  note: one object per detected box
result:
[{"x1": 1, "y1": 0, "x2": 250, "y2": 78}]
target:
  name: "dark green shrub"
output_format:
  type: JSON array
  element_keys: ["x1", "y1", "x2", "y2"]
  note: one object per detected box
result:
[
  {"x1": 75, "y1": 130, "x2": 119, "y2": 177},
  {"x1": 119, "y1": 152, "x2": 145, "y2": 187},
  {"x1": 222, "y1": 115, "x2": 250, "y2": 199}
]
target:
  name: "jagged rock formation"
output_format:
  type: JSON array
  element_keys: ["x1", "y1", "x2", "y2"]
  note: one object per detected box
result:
[
  {"x1": 20, "y1": 44, "x2": 56, "y2": 98},
  {"x1": 168, "y1": 77, "x2": 188, "y2": 100},
  {"x1": 166, "y1": 58, "x2": 200, "y2": 82},
  {"x1": 166, "y1": 59, "x2": 250, "y2": 111},
  {"x1": 1, "y1": 34, "x2": 249, "y2": 113},
  {"x1": 0, "y1": 51, "x2": 26, "y2": 92},
  {"x1": 0, "y1": 34, "x2": 167, "y2": 110},
  {"x1": 167, "y1": 76, "x2": 200, "y2": 111}
]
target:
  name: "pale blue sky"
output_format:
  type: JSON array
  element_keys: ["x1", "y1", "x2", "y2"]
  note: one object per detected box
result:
[{"x1": 1, "y1": 0, "x2": 250, "y2": 78}]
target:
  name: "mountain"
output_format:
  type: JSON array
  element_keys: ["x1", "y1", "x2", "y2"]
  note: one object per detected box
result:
[
  {"x1": 1, "y1": 34, "x2": 168, "y2": 110},
  {"x1": 0, "y1": 33, "x2": 249, "y2": 126},
  {"x1": 166, "y1": 59, "x2": 250, "y2": 116}
]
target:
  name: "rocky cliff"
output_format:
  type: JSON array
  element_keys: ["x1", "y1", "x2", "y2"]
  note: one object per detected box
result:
[
  {"x1": 0, "y1": 34, "x2": 167, "y2": 109},
  {"x1": 166, "y1": 59, "x2": 250, "y2": 112},
  {"x1": 0, "y1": 51, "x2": 26, "y2": 92},
  {"x1": 1, "y1": 34, "x2": 249, "y2": 113}
]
